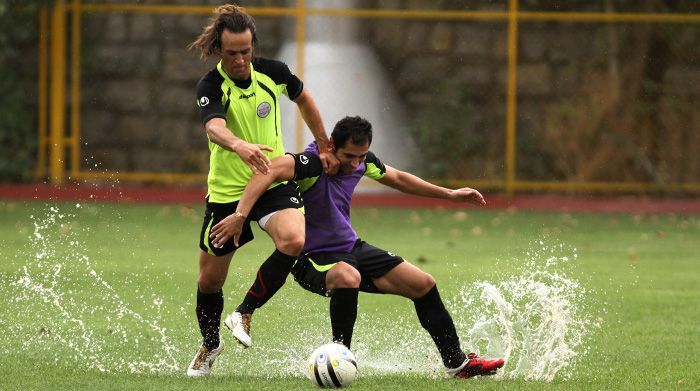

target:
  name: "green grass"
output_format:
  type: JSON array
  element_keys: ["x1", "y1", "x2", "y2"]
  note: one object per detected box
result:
[{"x1": 0, "y1": 200, "x2": 698, "y2": 390}]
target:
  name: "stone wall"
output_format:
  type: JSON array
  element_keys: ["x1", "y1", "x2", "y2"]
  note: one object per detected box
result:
[
  {"x1": 77, "y1": 0, "x2": 700, "y2": 184},
  {"x1": 79, "y1": 1, "x2": 285, "y2": 174},
  {"x1": 368, "y1": 0, "x2": 700, "y2": 182}
]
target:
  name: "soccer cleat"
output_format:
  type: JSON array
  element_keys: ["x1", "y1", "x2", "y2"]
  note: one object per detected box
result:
[
  {"x1": 186, "y1": 341, "x2": 224, "y2": 377},
  {"x1": 447, "y1": 352, "x2": 505, "y2": 378},
  {"x1": 224, "y1": 311, "x2": 252, "y2": 348}
]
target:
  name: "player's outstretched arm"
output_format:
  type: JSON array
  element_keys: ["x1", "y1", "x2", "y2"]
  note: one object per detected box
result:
[
  {"x1": 377, "y1": 165, "x2": 486, "y2": 206},
  {"x1": 210, "y1": 155, "x2": 296, "y2": 247}
]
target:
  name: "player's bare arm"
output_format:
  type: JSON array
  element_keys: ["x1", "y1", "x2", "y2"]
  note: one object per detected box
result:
[
  {"x1": 210, "y1": 155, "x2": 297, "y2": 247},
  {"x1": 293, "y1": 89, "x2": 339, "y2": 175},
  {"x1": 377, "y1": 165, "x2": 486, "y2": 206},
  {"x1": 204, "y1": 117, "x2": 273, "y2": 174}
]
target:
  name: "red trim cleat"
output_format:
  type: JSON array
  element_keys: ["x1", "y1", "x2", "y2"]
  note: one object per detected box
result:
[{"x1": 447, "y1": 353, "x2": 505, "y2": 378}]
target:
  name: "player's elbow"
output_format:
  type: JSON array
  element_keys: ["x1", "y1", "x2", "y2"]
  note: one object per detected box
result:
[
  {"x1": 250, "y1": 172, "x2": 276, "y2": 189},
  {"x1": 204, "y1": 127, "x2": 216, "y2": 142},
  {"x1": 267, "y1": 158, "x2": 296, "y2": 183},
  {"x1": 269, "y1": 167, "x2": 289, "y2": 183}
]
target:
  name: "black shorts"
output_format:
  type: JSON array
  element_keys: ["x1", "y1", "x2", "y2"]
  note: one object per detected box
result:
[
  {"x1": 199, "y1": 182, "x2": 303, "y2": 256},
  {"x1": 291, "y1": 239, "x2": 404, "y2": 296}
]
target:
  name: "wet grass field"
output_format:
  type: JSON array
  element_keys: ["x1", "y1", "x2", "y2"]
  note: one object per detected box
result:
[{"x1": 1, "y1": 200, "x2": 698, "y2": 390}]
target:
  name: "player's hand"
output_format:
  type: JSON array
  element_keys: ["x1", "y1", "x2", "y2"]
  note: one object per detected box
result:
[
  {"x1": 448, "y1": 187, "x2": 486, "y2": 206},
  {"x1": 319, "y1": 149, "x2": 339, "y2": 176},
  {"x1": 233, "y1": 140, "x2": 273, "y2": 174},
  {"x1": 210, "y1": 212, "x2": 246, "y2": 248}
]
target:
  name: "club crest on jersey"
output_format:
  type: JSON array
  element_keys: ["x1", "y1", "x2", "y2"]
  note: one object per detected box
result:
[
  {"x1": 257, "y1": 102, "x2": 271, "y2": 118},
  {"x1": 199, "y1": 96, "x2": 209, "y2": 107},
  {"x1": 299, "y1": 155, "x2": 309, "y2": 165}
]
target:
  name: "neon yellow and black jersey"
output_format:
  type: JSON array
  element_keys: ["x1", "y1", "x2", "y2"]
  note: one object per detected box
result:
[{"x1": 196, "y1": 57, "x2": 303, "y2": 203}]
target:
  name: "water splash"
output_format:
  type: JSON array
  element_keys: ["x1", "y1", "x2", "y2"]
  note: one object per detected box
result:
[
  {"x1": 2, "y1": 204, "x2": 180, "y2": 373},
  {"x1": 451, "y1": 241, "x2": 601, "y2": 381},
  {"x1": 2, "y1": 204, "x2": 598, "y2": 381},
  {"x1": 208, "y1": 240, "x2": 599, "y2": 382},
  {"x1": 221, "y1": 303, "x2": 445, "y2": 380}
]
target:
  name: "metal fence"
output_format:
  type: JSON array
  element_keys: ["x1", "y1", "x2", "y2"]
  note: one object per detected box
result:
[{"x1": 36, "y1": 0, "x2": 700, "y2": 193}]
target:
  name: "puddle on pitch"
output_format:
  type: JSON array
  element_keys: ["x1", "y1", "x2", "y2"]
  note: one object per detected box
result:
[
  {"x1": 0, "y1": 204, "x2": 180, "y2": 374},
  {"x1": 449, "y1": 241, "x2": 602, "y2": 381},
  {"x1": 339, "y1": 241, "x2": 600, "y2": 381},
  {"x1": 2, "y1": 203, "x2": 600, "y2": 381},
  {"x1": 263, "y1": 240, "x2": 602, "y2": 382}
]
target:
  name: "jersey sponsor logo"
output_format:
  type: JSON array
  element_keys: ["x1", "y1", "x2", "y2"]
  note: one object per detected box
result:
[
  {"x1": 257, "y1": 102, "x2": 271, "y2": 118},
  {"x1": 290, "y1": 196, "x2": 300, "y2": 204},
  {"x1": 299, "y1": 155, "x2": 309, "y2": 165},
  {"x1": 239, "y1": 92, "x2": 255, "y2": 99},
  {"x1": 199, "y1": 96, "x2": 210, "y2": 107}
]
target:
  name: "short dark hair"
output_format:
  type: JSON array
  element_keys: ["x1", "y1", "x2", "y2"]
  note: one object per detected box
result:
[
  {"x1": 189, "y1": 4, "x2": 258, "y2": 59},
  {"x1": 331, "y1": 116, "x2": 373, "y2": 149}
]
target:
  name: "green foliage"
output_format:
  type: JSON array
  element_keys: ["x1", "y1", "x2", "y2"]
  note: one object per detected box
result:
[
  {"x1": 0, "y1": 3, "x2": 41, "y2": 182},
  {"x1": 410, "y1": 80, "x2": 484, "y2": 179}
]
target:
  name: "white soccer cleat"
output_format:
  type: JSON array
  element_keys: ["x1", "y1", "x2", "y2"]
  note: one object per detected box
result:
[
  {"x1": 224, "y1": 311, "x2": 252, "y2": 348},
  {"x1": 186, "y1": 341, "x2": 224, "y2": 377}
]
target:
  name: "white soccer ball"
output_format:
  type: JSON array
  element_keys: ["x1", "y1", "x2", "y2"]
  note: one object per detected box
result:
[{"x1": 306, "y1": 342, "x2": 357, "y2": 388}]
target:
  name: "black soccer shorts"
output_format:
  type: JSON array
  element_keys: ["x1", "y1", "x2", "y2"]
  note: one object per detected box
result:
[
  {"x1": 291, "y1": 239, "x2": 404, "y2": 296},
  {"x1": 199, "y1": 182, "x2": 304, "y2": 256}
]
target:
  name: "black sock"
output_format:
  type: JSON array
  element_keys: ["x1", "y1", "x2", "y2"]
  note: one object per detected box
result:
[
  {"x1": 236, "y1": 250, "x2": 296, "y2": 314},
  {"x1": 196, "y1": 287, "x2": 224, "y2": 350},
  {"x1": 330, "y1": 288, "x2": 359, "y2": 348},
  {"x1": 413, "y1": 285, "x2": 466, "y2": 368}
]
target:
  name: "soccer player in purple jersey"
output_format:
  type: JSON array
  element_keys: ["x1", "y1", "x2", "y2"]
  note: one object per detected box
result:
[{"x1": 211, "y1": 116, "x2": 505, "y2": 378}]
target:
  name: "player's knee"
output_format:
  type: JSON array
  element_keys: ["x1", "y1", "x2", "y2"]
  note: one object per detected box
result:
[
  {"x1": 329, "y1": 263, "x2": 360, "y2": 289},
  {"x1": 415, "y1": 272, "x2": 436, "y2": 296},
  {"x1": 198, "y1": 275, "x2": 226, "y2": 292},
  {"x1": 277, "y1": 232, "x2": 305, "y2": 256},
  {"x1": 336, "y1": 269, "x2": 361, "y2": 288}
]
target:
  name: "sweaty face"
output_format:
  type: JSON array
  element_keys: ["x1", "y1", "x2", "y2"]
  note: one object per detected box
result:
[
  {"x1": 335, "y1": 141, "x2": 369, "y2": 174},
  {"x1": 219, "y1": 28, "x2": 253, "y2": 80}
]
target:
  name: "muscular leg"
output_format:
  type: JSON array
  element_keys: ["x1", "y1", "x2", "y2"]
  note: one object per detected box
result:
[
  {"x1": 236, "y1": 208, "x2": 305, "y2": 314},
  {"x1": 326, "y1": 262, "x2": 360, "y2": 348},
  {"x1": 265, "y1": 208, "x2": 306, "y2": 256},
  {"x1": 373, "y1": 261, "x2": 466, "y2": 368},
  {"x1": 197, "y1": 249, "x2": 234, "y2": 349},
  {"x1": 325, "y1": 261, "x2": 361, "y2": 291},
  {"x1": 371, "y1": 261, "x2": 435, "y2": 299}
]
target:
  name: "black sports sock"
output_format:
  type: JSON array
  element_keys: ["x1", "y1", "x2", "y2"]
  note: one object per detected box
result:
[
  {"x1": 330, "y1": 288, "x2": 359, "y2": 348},
  {"x1": 236, "y1": 250, "x2": 296, "y2": 314},
  {"x1": 196, "y1": 288, "x2": 224, "y2": 350},
  {"x1": 413, "y1": 285, "x2": 466, "y2": 368}
]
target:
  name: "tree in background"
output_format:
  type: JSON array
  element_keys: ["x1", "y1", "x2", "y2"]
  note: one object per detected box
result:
[
  {"x1": 0, "y1": 1, "x2": 42, "y2": 182},
  {"x1": 536, "y1": 0, "x2": 700, "y2": 186}
]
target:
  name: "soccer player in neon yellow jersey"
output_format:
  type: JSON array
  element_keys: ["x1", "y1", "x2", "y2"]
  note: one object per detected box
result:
[
  {"x1": 186, "y1": 4, "x2": 338, "y2": 376},
  {"x1": 212, "y1": 116, "x2": 505, "y2": 378}
]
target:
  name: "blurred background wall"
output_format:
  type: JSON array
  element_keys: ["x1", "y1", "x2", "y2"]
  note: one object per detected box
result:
[{"x1": 2, "y1": 0, "x2": 700, "y2": 194}]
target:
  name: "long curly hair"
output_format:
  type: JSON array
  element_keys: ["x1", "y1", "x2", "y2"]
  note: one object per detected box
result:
[{"x1": 189, "y1": 4, "x2": 258, "y2": 59}]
